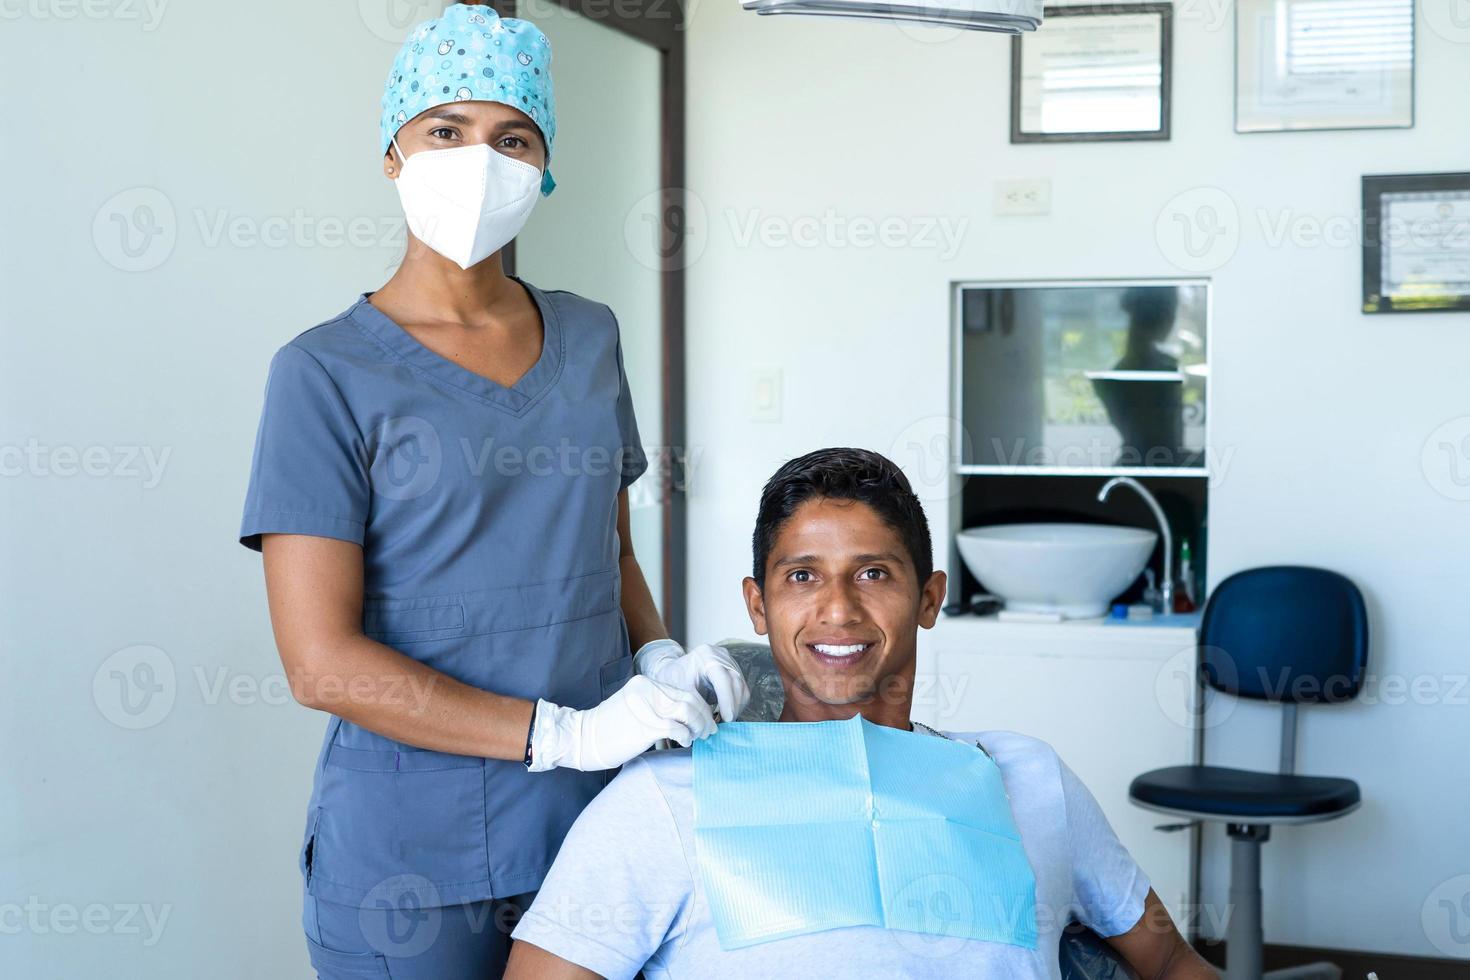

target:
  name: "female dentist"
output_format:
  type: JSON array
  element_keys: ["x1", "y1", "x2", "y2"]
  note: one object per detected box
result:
[{"x1": 239, "y1": 4, "x2": 749, "y2": 977}]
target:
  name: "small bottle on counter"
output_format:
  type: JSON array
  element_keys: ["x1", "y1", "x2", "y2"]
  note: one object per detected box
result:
[{"x1": 1173, "y1": 537, "x2": 1197, "y2": 613}]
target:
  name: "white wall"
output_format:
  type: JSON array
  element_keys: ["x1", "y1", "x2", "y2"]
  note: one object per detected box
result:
[
  {"x1": 683, "y1": 2, "x2": 1470, "y2": 960},
  {"x1": 1, "y1": 4, "x2": 427, "y2": 978}
]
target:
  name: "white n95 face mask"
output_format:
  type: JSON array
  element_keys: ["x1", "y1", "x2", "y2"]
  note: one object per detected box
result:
[{"x1": 391, "y1": 138, "x2": 542, "y2": 270}]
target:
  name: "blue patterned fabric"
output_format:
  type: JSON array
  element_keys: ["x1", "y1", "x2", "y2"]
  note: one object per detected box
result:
[
  {"x1": 692, "y1": 715, "x2": 1040, "y2": 951},
  {"x1": 380, "y1": 3, "x2": 557, "y2": 195}
]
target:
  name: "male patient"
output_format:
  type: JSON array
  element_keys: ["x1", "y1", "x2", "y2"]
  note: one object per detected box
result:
[{"x1": 505, "y1": 448, "x2": 1216, "y2": 979}]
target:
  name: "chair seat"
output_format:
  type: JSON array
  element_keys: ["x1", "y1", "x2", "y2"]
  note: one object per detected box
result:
[{"x1": 1130, "y1": 765, "x2": 1360, "y2": 820}]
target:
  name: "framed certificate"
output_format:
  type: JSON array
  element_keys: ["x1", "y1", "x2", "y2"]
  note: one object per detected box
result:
[
  {"x1": 1010, "y1": 4, "x2": 1172, "y2": 143},
  {"x1": 1362, "y1": 173, "x2": 1470, "y2": 315},
  {"x1": 1236, "y1": 0, "x2": 1414, "y2": 133}
]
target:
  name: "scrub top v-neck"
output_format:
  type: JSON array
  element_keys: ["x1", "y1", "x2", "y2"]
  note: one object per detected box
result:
[
  {"x1": 240, "y1": 278, "x2": 648, "y2": 906},
  {"x1": 354, "y1": 283, "x2": 561, "y2": 415}
]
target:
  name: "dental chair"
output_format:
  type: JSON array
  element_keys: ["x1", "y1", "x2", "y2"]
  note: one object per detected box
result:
[
  {"x1": 720, "y1": 640, "x2": 1141, "y2": 980},
  {"x1": 1127, "y1": 566, "x2": 1367, "y2": 980}
]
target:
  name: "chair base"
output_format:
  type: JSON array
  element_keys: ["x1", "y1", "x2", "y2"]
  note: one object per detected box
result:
[{"x1": 1219, "y1": 826, "x2": 1344, "y2": 980}]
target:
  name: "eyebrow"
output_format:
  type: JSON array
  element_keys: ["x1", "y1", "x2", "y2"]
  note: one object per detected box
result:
[
  {"x1": 424, "y1": 108, "x2": 475, "y2": 125},
  {"x1": 771, "y1": 551, "x2": 903, "y2": 569}
]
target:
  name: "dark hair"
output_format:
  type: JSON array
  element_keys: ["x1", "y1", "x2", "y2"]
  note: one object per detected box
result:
[{"x1": 751, "y1": 448, "x2": 933, "y2": 590}]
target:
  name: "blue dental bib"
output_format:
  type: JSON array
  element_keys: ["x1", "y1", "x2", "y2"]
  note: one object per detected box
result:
[{"x1": 692, "y1": 715, "x2": 1039, "y2": 951}]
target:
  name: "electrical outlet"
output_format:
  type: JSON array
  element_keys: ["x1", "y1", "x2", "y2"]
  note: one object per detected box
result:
[
  {"x1": 994, "y1": 178, "x2": 1052, "y2": 216},
  {"x1": 748, "y1": 368, "x2": 782, "y2": 423}
]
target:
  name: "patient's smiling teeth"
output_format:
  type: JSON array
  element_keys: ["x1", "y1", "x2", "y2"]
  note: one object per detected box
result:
[{"x1": 812, "y1": 643, "x2": 869, "y2": 656}]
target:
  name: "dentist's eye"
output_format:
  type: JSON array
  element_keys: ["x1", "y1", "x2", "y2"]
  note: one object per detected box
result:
[
  {"x1": 498, "y1": 136, "x2": 528, "y2": 150},
  {"x1": 429, "y1": 127, "x2": 459, "y2": 141}
]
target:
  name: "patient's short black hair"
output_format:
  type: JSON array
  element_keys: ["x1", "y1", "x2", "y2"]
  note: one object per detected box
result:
[{"x1": 751, "y1": 448, "x2": 933, "y2": 591}]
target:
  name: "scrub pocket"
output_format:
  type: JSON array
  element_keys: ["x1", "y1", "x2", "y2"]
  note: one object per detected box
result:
[
  {"x1": 301, "y1": 806, "x2": 323, "y2": 881},
  {"x1": 310, "y1": 744, "x2": 489, "y2": 905},
  {"x1": 305, "y1": 934, "x2": 392, "y2": 979},
  {"x1": 599, "y1": 655, "x2": 633, "y2": 698}
]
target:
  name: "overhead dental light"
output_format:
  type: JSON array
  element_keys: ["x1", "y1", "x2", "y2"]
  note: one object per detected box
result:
[{"x1": 740, "y1": 0, "x2": 1043, "y2": 33}]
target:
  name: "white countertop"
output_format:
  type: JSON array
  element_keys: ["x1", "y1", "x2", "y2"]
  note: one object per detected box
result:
[{"x1": 931, "y1": 610, "x2": 1201, "y2": 652}]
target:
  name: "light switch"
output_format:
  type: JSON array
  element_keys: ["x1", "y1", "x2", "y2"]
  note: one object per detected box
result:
[
  {"x1": 749, "y1": 368, "x2": 782, "y2": 423},
  {"x1": 993, "y1": 178, "x2": 1051, "y2": 216}
]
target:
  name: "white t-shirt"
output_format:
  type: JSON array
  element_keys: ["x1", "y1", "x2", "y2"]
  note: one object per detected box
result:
[{"x1": 512, "y1": 729, "x2": 1149, "y2": 979}]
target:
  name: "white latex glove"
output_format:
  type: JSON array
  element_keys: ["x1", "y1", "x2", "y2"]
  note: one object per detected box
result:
[
  {"x1": 527, "y1": 675, "x2": 716, "y2": 772},
  {"x1": 634, "y1": 639, "x2": 752, "y2": 723}
]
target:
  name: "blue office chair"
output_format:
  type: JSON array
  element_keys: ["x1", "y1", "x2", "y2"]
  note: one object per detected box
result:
[
  {"x1": 1129, "y1": 567, "x2": 1367, "y2": 980},
  {"x1": 720, "y1": 640, "x2": 1141, "y2": 979}
]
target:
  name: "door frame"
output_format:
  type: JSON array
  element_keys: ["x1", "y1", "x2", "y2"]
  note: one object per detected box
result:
[{"x1": 498, "y1": 0, "x2": 689, "y2": 641}]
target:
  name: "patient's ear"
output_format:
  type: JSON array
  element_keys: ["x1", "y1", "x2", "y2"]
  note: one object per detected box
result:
[
  {"x1": 742, "y1": 577, "x2": 768, "y2": 635},
  {"x1": 917, "y1": 570, "x2": 947, "y2": 629}
]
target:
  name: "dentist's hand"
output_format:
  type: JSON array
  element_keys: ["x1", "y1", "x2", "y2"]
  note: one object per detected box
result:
[
  {"x1": 634, "y1": 639, "x2": 752, "y2": 723},
  {"x1": 526, "y1": 675, "x2": 716, "y2": 772}
]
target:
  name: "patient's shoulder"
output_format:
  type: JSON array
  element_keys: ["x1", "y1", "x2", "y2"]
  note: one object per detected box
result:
[
  {"x1": 945, "y1": 728, "x2": 1065, "y2": 775},
  {"x1": 628, "y1": 745, "x2": 694, "y2": 788},
  {"x1": 613, "y1": 747, "x2": 695, "y2": 824}
]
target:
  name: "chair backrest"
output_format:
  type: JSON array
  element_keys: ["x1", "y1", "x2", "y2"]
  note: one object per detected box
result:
[
  {"x1": 1060, "y1": 923, "x2": 1140, "y2": 980},
  {"x1": 1200, "y1": 565, "x2": 1368, "y2": 704},
  {"x1": 719, "y1": 639, "x2": 786, "y2": 722}
]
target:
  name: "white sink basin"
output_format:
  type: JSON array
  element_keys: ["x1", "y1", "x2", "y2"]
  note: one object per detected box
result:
[{"x1": 956, "y1": 523, "x2": 1158, "y2": 619}]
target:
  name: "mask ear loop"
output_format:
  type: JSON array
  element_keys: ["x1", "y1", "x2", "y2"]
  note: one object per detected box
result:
[{"x1": 390, "y1": 136, "x2": 408, "y2": 168}]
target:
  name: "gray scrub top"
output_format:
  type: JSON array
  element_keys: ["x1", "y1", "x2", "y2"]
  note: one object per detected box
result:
[{"x1": 239, "y1": 278, "x2": 647, "y2": 907}]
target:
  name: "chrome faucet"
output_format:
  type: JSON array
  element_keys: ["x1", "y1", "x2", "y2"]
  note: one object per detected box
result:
[{"x1": 1097, "y1": 477, "x2": 1173, "y2": 614}]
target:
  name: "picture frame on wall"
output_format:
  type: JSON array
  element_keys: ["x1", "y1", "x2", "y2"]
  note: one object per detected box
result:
[
  {"x1": 1235, "y1": 0, "x2": 1414, "y2": 133},
  {"x1": 1362, "y1": 172, "x2": 1470, "y2": 315},
  {"x1": 1010, "y1": 3, "x2": 1172, "y2": 144}
]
